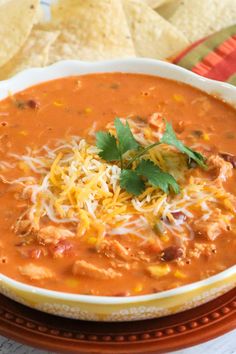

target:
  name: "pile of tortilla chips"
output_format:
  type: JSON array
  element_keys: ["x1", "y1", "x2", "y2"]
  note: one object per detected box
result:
[{"x1": 0, "y1": 0, "x2": 235, "y2": 80}]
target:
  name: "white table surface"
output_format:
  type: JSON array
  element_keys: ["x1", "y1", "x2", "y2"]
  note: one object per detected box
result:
[
  {"x1": 0, "y1": 1, "x2": 235, "y2": 353},
  {"x1": 0, "y1": 330, "x2": 235, "y2": 353}
]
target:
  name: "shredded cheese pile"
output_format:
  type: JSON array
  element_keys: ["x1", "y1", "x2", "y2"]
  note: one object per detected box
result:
[{"x1": 6, "y1": 118, "x2": 234, "y2": 246}]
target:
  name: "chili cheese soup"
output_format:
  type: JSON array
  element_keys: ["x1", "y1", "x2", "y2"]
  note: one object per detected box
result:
[{"x1": 0, "y1": 73, "x2": 236, "y2": 296}]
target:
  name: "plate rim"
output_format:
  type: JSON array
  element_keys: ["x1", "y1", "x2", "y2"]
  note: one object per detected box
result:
[{"x1": 0, "y1": 288, "x2": 235, "y2": 353}]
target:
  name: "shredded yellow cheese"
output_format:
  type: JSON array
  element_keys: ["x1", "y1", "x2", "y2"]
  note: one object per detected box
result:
[{"x1": 5, "y1": 118, "x2": 235, "y2": 245}]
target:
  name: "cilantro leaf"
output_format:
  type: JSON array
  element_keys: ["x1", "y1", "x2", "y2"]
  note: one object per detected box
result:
[
  {"x1": 96, "y1": 131, "x2": 120, "y2": 161},
  {"x1": 96, "y1": 118, "x2": 205, "y2": 197},
  {"x1": 136, "y1": 159, "x2": 179, "y2": 194},
  {"x1": 120, "y1": 169, "x2": 145, "y2": 196},
  {"x1": 183, "y1": 146, "x2": 207, "y2": 167},
  {"x1": 161, "y1": 121, "x2": 207, "y2": 168},
  {"x1": 114, "y1": 118, "x2": 140, "y2": 155}
]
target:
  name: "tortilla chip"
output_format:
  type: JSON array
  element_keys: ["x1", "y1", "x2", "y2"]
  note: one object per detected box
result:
[
  {"x1": 122, "y1": 0, "x2": 189, "y2": 60},
  {"x1": 34, "y1": 3, "x2": 45, "y2": 24},
  {"x1": 169, "y1": 0, "x2": 236, "y2": 43},
  {"x1": 223, "y1": 2, "x2": 236, "y2": 30},
  {"x1": 157, "y1": 0, "x2": 181, "y2": 19},
  {"x1": 0, "y1": 0, "x2": 39, "y2": 67},
  {"x1": 142, "y1": 0, "x2": 174, "y2": 9},
  {"x1": 0, "y1": 29, "x2": 59, "y2": 80},
  {"x1": 46, "y1": 24, "x2": 83, "y2": 63},
  {"x1": 49, "y1": 0, "x2": 135, "y2": 61}
]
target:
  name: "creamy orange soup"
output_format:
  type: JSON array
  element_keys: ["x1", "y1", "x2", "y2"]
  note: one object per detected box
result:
[{"x1": 0, "y1": 73, "x2": 236, "y2": 296}]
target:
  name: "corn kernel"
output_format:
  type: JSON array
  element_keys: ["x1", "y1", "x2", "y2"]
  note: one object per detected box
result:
[
  {"x1": 87, "y1": 236, "x2": 97, "y2": 245},
  {"x1": 147, "y1": 264, "x2": 170, "y2": 278},
  {"x1": 202, "y1": 133, "x2": 210, "y2": 141},
  {"x1": 174, "y1": 270, "x2": 187, "y2": 279},
  {"x1": 159, "y1": 234, "x2": 169, "y2": 243},
  {"x1": 84, "y1": 107, "x2": 92, "y2": 113},
  {"x1": 53, "y1": 100, "x2": 64, "y2": 107},
  {"x1": 134, "y1": 283, "x2": 143, "y2": 293},
  {"x1": 65, "y1": 278, "x2": 79, "y2": 287},
  {"x1": 19, "y1": 130, "x2": 28, "y2": 136},
  {"x1": 173, "y1": 94, "x2": 185, "y2": 103}
]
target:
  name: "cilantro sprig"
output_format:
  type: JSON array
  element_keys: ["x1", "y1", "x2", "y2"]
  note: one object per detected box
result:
[
  {"x1": 160, "y1": 122, "x2": 207, "y2": 169},
  {"x1": 96, "y1": 118, "x2": 206, "y2": 196},
  {"x1": 136, "y1": 160, "x2": 180, "y2": 194}
]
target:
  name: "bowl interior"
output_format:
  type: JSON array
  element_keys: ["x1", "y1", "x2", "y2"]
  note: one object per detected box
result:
[{"x1": 0, "y1": 58, "x2": 236, "y2": 305}]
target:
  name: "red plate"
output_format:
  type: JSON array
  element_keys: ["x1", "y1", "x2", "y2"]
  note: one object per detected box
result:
[{"x1": 0, "y1": 288, "x2": 235, "y2": 353}]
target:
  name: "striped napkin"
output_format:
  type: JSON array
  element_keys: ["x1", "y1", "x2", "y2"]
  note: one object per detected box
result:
[{"x1": 173, "y1": 25, "x2": 236, "y2": 86}]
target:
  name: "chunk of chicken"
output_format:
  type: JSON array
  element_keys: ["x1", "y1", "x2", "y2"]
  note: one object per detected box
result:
[
  {"x1": 19, "y1": 263, "x2": 54, "y2": 280},
  {"x1": 188, "y1": 243, "x2": 216, "y2": 259},
  {"x1": 37, "y1": 226, "x2": 74, "y2": 245},
  {"x1": 14, "y1": 219, "x2": 33, "y2": 236},
  {"x1": 147, "y1": 264, "x2": 170, "y2": 279},
  {"x1": 207, "y1": 155, "x2": 233, "y2": 183},
  {"x1": 73, "y1": 260, "x2": 121, "y2": 280},
  {"x1": 99, "y1": 240, "x2": 129, "y2": 260},
  {"x1": 220, "y1": 153, "x2": 236, "y2": 168},
  {"x1": 193, "y1": 209, "x2": 230, "y2": 240},
  {"x1": 147, "y1": 112, "x2": 165, "y2": 134}
]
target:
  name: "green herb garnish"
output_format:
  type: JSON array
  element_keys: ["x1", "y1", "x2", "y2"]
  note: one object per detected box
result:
[
  {"x1": 161, "y1": 122, "x2": 207, "y2": 168},
  {"x1": 136, "y1": 160, "x2": 180, "y2": 194},
  {"x1": 96, "y1": 118, "x2": 206, "y2": 196},
  {"x1": 120, "y1": 169, "x2": 145, "y2": 196},
  {"x1": 96, "y1": 131, "x2": 120, "y2": 161}
]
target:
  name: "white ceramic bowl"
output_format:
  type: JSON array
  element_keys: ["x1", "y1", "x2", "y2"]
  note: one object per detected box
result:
[{"x1": 0, "y1": 59, "x2": 236, "y2": 321}]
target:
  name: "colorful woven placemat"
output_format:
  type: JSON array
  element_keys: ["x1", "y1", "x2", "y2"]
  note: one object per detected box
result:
[{"x1": 173, "y1": 25, "x2": 236, "y2": 86}]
